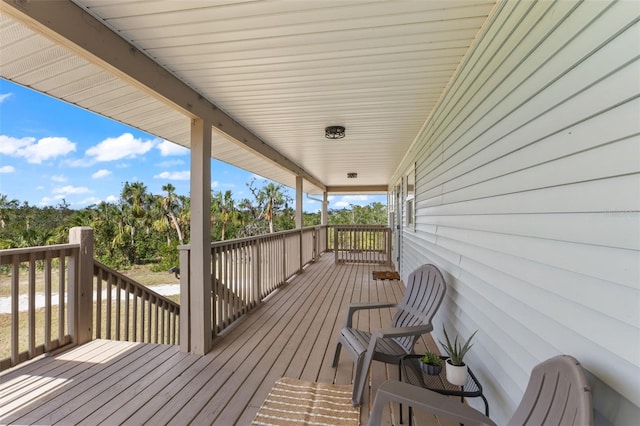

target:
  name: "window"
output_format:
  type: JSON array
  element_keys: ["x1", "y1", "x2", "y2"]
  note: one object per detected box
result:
[{"x1": 405, "y1": 164, "x2": 415, "y2": 229}]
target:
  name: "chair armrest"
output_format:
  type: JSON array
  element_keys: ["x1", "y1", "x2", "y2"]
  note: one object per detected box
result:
[
  {"x1": 372, "y1": 324, "x2": 433, "y2": 339},
  {"x1": 345, "y1": 302, "x2": 397, "y2": 328},
  {"x1": 368, "y1": 381, "x2": 496, "y2": 426}
]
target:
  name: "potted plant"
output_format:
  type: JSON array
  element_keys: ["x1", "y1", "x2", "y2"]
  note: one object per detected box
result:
[
  {"x1": 420, "y1": 351, "x2": 443, "y2": 375},
  {"x1": 438, "y1": 325, "x2": 478, "y2": 386}
]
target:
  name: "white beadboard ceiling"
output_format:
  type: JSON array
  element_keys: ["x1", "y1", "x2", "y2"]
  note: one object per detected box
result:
[{"x1": 1, "y1": 0, "x2": 496, "y2": 194}]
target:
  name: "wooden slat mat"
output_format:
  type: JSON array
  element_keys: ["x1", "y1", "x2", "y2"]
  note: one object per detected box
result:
[
  {"x1": 372, "y1": 271, "x2": 400, "y2": 280},
  {"x1": 251, "y1": 377, "x2": 359, "y2": 426}
]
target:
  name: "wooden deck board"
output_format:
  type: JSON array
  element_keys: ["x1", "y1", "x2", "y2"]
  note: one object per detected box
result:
[
  {"x1": 1, "y1": 254, "x2": 445, "y2": 426},
  {"x1": 1, "y1": 341, "x2": 154, "y2": 424},
  {"x1": 32, "y1": 344, "x2": 173, "y2": 425}
]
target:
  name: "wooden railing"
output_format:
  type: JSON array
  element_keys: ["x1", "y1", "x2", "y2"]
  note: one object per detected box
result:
[
  {"x1": 179, "y1": 225, "x2": 328, "y2": 338},
  {"x1": 333, "y1": 225, "x2": 391, "y2": 265},
  {"x1": 2, "y1": 224, "x2": 391, "y2": 366},
  {"x1": 0, "y1": 227, "x2": 181, "y2": 371},
  {"x1": 93, "y1": 261, "x2": 179, "y2": 345},
  {"x1": 0, "y1": 243, "x2": 78, "y2": 371}
]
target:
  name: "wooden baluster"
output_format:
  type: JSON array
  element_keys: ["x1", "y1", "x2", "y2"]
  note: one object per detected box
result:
[
  {"x1": 44, "y1": 251, "x2": 52, "y2": 350},
  {"x1": 11, "y1": 256, "x2": 19, "y2": 366}
]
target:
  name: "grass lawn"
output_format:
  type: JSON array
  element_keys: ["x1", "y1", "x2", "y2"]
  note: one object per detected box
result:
[
  {"x1": 118, "y1": 264, "x2": 179, "y2": 287},
  {"x1": 0, "y1": 263, "x2": 179, "y2": 297}
]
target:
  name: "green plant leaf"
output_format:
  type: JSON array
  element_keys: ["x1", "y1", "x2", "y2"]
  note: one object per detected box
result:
[{"x1": 438, "y1": 326, "x2": 478, "y2": 366}]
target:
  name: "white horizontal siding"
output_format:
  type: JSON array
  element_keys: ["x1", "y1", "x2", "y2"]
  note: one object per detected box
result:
[{"x1": 394, "y1": 1, "x2": 640, "y2": 425}]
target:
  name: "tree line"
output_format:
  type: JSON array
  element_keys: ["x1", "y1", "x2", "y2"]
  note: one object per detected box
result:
[{"x1": 0, "y1": 180, "x2": 387, "y2": 270}]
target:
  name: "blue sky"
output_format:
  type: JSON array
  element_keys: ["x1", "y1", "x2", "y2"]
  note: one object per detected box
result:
[{"x1": 0, "y1": 79, "x2": 385, "y2": 213}]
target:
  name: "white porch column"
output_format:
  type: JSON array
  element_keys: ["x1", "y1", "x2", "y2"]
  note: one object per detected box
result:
[
  {"x1": 321, "y1": 192, "x2": 328, "y2": 226},
  {"x1": 189, "y1": 118, "x2": 212, "y2": 355},
  {"x1": 295, "y1": 175, "x2": 303, "y2": 229}
]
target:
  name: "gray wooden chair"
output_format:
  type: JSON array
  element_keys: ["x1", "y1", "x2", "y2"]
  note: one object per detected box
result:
[
  {"x1": 332, "y1": 264, "x2": 446, "y2": 406},
  {"x1": 368, "y1": 354, "x2": 593, "y2": 426}
]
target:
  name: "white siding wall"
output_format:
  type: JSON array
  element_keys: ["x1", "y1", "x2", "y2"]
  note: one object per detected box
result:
[{"x1": 392, "y1": 1, "x2": 640, "y2": 424}]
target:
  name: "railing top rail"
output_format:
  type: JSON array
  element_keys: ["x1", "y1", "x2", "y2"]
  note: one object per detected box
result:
[
  {"x1": 176, "y1": 224, "x2": 392, "y2": 252},
  {"x1": 93, "y1": 259, "x2": 180, "y2": 311},
  {"x1": 0, "y1": 243, "x2": 80, "y2": 264},
  {"x1": 332, "y1": 225, "x2": 390, "y2": 230},
  {"x1": 178, "y1": 225, "x2": 328, "y2": 251}
]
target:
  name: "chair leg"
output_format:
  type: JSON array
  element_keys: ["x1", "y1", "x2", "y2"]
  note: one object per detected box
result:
[
  {"x1": 399, "y1": 361, "x2": 404, "y2": 424},
  {"x1": 352, "y1": 344, "x2": 376, "y2": 406},
  {"x1": 332, "y1": 342, "x2": 342, "y2": 368},
  {"x1": 351, "y1": 352, "x2": 367, "y2": 406}
]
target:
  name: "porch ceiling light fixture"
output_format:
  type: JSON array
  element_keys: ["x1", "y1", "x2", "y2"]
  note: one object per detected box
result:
[{"x1": 325, "y1": 125, "x2": 346, "y2": 139}]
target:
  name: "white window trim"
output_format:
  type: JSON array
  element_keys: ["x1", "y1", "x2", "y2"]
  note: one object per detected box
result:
[{"x1": 405, "y1": 163, "x2": 416, "y2": 230}]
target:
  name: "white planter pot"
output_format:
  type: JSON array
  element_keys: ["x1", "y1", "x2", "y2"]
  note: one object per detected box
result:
[{"x1": 445, "y1": 360, "x2": 468, "y2": 386}]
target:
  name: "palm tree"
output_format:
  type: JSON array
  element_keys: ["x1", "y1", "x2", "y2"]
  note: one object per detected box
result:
[
  {"x1": 118, "y1": 181, "x2": 151, "y2": 264},
  {"x1": 211, "y1": 190, "x2": 238, "y2": 240},
  {"x1": 91, "y1": 201, "x2": 121, "y2": 264},
  {"x1": 249, "y1": 181, "x2": 288, "y2": 234},
  {"x1": 121, "y1": 181, "x2": 147, "y2": 219},
  {"x1": 157, "y1": 183, "x2": 184, "y2": 245},
  {"x1": 0, "y1": 194, "x2": 19, "y2": 230}
]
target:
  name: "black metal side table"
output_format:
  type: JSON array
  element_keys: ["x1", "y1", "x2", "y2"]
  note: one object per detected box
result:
[{"x1": 400, "y1": 355, "x2": 489, "y2": 425}]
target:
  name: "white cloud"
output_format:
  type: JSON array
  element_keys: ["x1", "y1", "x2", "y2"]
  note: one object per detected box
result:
[
  {"x1": 333, "y1": 195, "x2": 371, "y2": 208},
  {"x1": 38, "y1": 195, "x2": 69, "y2": 206},
  {"x1": 0, "y1": 165, "x2": 15, "y2": 173},
  {"x1": 51, "y1": 175, "x2": 67, "y2": 182},
  {"x1": 86, "y1": 133, "x2": 155, "y2": 162},
  {"x1": 212, "y1": 180, "x2": 219, "y2": 188},
  {"x1": 0, "y1": 135, "x2": 35, "y2": 155},
  {"x1": 157, "y1": 140, "x2": 189, "y2": 156},
  {"x1": 105, "y1": 195, "x2": 118, "y2": 203},
  {"x1": 76, "y1": 196, "x2": 102, "y2": 206},
  {"x1": 92, "y1": 169, "x2": 112, "y2": 179},
  {"x1": 156, "y1": 159, "x2": 185, "y2": 167},
  {"x1": 0, "y1": 93, "x2": 12, "y2": 103},
  {"x1": 341, "y1": 195, "x2": 370, "y2": 202},
  {"x1": 38, "y1": 197, "x2": 55, "y2": 206},
  {"x1": 23, "y1": 137, "x2": 76, "y2": 164},
  {"x1": 154, "y1": 170, "x2": 190, "y2": 180},
  {"x1": 52, "y1": 185, "x2": 91, "y2": 195},
  {"x1": 1, "y1": 135, "x2": 76, "y2": 164},
  {"x1": 65, "y1": 158, "x2": 91, "y2": 168}
]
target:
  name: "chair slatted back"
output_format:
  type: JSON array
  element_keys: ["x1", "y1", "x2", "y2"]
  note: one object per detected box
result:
[
  {"x1": 392, "y1": 264, "x2": 446, "y2": 353},
  {"x1": 508, "y1": 355, "x2": 593, "y2": 426}
]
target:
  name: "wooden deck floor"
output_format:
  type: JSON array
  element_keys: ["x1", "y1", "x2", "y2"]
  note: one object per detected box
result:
[{"x1": 0, "y1": 254, "x2": 449, "y2": 426}]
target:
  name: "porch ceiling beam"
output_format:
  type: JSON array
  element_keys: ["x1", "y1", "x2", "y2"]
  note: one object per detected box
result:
[
  {"x1": 326, "y1": 185, "x2": 389, "y2": 193},
  {"x1": 1, "y1": 0, "x2": 326, "y2": 192}
]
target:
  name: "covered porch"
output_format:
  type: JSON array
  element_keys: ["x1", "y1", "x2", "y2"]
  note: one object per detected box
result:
[
  {"x1": 1, "y1": 1, "x2": 638, "y2": 424},
  {"x1": 1, "y1": 253, "x2": 445, "y2": 426}
]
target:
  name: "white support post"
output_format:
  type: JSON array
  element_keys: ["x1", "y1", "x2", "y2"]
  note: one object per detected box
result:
[
  {"x1": 295, "y1": 175, "x2": 303, "y2": 229},
  {"x1": 321, "y1": 192, "x2": 328, "y2": 226},
  {"x1": 189, "y1": 118, "x2": 212, "y2": 355},
  {"x1": 295, "y1": 176, "x2": 304, "y2": 272},
  {"x1": 68, "y1": 227, "x2": 94, "y2": 345},
  {"x1": 178, "y1": 246, "x2": 191, "y2": 352}
]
